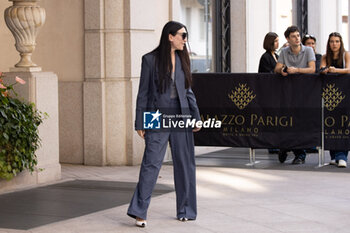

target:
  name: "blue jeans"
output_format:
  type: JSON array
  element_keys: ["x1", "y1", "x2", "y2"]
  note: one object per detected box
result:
[
  {"x1": 280, "y1": 149, "x2": 306, "y2": 159},
  {"x1": 293, "y1": 149, "x2": 306, "y2": 160},
  {"x1": 330, "y1": 151, "x2": 348, "y2": 162}
]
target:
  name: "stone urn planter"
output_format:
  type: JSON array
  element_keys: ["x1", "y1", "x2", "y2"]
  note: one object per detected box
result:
[{"x1": 4, "y1": 0, "x2": 46, "y2": 70}]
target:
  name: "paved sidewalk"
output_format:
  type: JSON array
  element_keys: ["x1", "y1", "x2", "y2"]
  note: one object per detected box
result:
[{"x1": 1, "y1": 149, "x2": 350, "y2": 233}]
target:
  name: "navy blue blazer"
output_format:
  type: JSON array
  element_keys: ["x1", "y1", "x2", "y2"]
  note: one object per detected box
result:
[{"x1": 135, "y1": 52, "x2": 201, "y2": 130}]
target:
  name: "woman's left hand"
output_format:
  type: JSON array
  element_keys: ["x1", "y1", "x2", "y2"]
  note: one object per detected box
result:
[{"x1": 328, "y1": 66, "x2": 336, "y2": 73}]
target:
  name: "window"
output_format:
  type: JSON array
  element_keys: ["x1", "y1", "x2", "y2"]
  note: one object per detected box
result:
[{"x1": 180, "y1": 0, "x2": 214, "y2": 73}]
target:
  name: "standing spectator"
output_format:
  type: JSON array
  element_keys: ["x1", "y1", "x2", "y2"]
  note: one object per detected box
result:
[
  {"x1": 302, "y1": 34, "x2": 322, "y2": 72},
  {"x1": 321, "y1": 32, "x2": 350, "y2": 74},
  {"x1": 275, "y1": 25, "x2": 316, "y2": 164},
  {"x1": 320, "y1": 32, "x2": 350, "y2": 168},
  {"x1": 258, "y1": 32, "x2": 280, "y2": 154},
  {"x1": 258, "y1": 32, "x2": 279, "y2": 73}
]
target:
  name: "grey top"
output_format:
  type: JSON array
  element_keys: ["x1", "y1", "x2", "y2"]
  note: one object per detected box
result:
[
  {"x1": 170, "y1": 72, "x2": 178, "y2": 99},
  {"x1": 278, "y1": 44, "x2": 316, "y2": 68}
]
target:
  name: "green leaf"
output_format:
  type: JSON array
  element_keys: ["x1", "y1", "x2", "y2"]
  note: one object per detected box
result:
[
  {"x1": 3, "y1": 132, "x2": 9, "y2": 140},
  {"x1": 0, "y1": 89, "x2": 45, "y2": 180},
  {"x1": 0, "y1": 109, "x2": 7, "y2": 119}
]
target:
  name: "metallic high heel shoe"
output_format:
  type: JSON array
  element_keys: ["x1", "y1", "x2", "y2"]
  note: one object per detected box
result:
[
  {"x1": 135, "y1": 217, "x2": 147, "y2": 227},
  {"x1": 178, "y1": 217, "x2": 188, "y2": 222}
]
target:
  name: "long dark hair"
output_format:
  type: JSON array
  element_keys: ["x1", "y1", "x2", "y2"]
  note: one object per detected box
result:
[
  {"x1": 326, "y1": 32, "x2": 345, "y2": 67},
  {"x1": 152, "y1": 21, "x2": 192, "y2": 93}
]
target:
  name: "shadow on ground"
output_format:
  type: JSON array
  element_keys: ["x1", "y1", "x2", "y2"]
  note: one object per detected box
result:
[{"x1": 0, "y1": 180, "x2": 173, "y2": 230}]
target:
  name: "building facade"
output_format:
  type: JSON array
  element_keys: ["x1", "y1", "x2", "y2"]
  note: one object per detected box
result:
[{"x1": 0, "y1": 0, "x2": 349, "y2": 191}]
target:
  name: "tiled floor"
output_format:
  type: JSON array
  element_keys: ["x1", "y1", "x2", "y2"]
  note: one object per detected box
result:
[
  {"x1": 1, "y1": 147, "x2": 350, "y2": 233},
  {"x1": 0, "y1": 180, "x2": 173, "y2": 230}
]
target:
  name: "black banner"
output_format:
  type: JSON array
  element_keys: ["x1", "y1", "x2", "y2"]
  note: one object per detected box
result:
[
  {"x1": 323, "y1": 74, "x2": 350, "y2": 150},
  {"x1": 192, "y1": 73, "x2": 322, "y2": 149}
]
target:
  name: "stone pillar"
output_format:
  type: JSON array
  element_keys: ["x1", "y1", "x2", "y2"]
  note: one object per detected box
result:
[
  {"x1": 126, "y1": 0, "x2": 171, "y2": 165},
  {"x1": 230, "y1": 0, "x2": 247, "y2": 72},
  {"x1": 230, "y1": 0, "x2": 270, "y2": 73},
  {"x1": 0, "y1": 0, "x2": 60, "y2": 193},
  {"x1": 84, "y1": 0, "x2": 106, "y2": 166},
  {"x1": 83, "y1": 0, "x2": 170, "y2": 166},
  {"x1": 84, "y1": 0, "x2": 132, "y2": 166},
  {"x1": 246, "y1": 0, "x2": 270, "y2": 72}
]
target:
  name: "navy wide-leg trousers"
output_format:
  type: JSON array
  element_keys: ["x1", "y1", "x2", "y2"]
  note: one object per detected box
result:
[{"x1": 127, "y1": 99, "x2": 197, "y2": 220}]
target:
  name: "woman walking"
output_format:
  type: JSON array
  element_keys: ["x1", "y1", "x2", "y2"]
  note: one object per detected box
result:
[{"x1": 127, "y1": 21, "x2": 201, "y2": 227}]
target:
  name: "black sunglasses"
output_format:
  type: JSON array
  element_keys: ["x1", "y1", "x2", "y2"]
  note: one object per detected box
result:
[{"x1": 177, "y1": 32, "x2": 187, "y2": 40}]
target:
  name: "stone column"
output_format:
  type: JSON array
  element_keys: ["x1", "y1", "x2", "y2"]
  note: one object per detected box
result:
[
  {"x1": 0, "y1": 0, "x2": 60, "y2": 193},
  {"x1": 83, "y1": 0, "x2": 170, "y2": 166},
  {"x1": 83, "y1": 0, "x2": 106, "y2": 166},
  {"x1": 230, "y1": 0, "x2": 247, "y2": 72},
  {"x1": 246, "y1": 0, "x2": 270, "y2": 72},
  {"x1": 84, "y1": 0, "x2": 133, "y2": 166}
]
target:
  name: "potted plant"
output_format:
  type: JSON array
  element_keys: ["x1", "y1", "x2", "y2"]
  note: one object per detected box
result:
[{"x1": 0, "y1": 73, "x2": 46, "y2": 180}]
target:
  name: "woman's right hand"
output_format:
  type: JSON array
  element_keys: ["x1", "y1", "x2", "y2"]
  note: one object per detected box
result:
[{"x1": 137, "y1": 130, "x2": 145, "y2": 139}]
